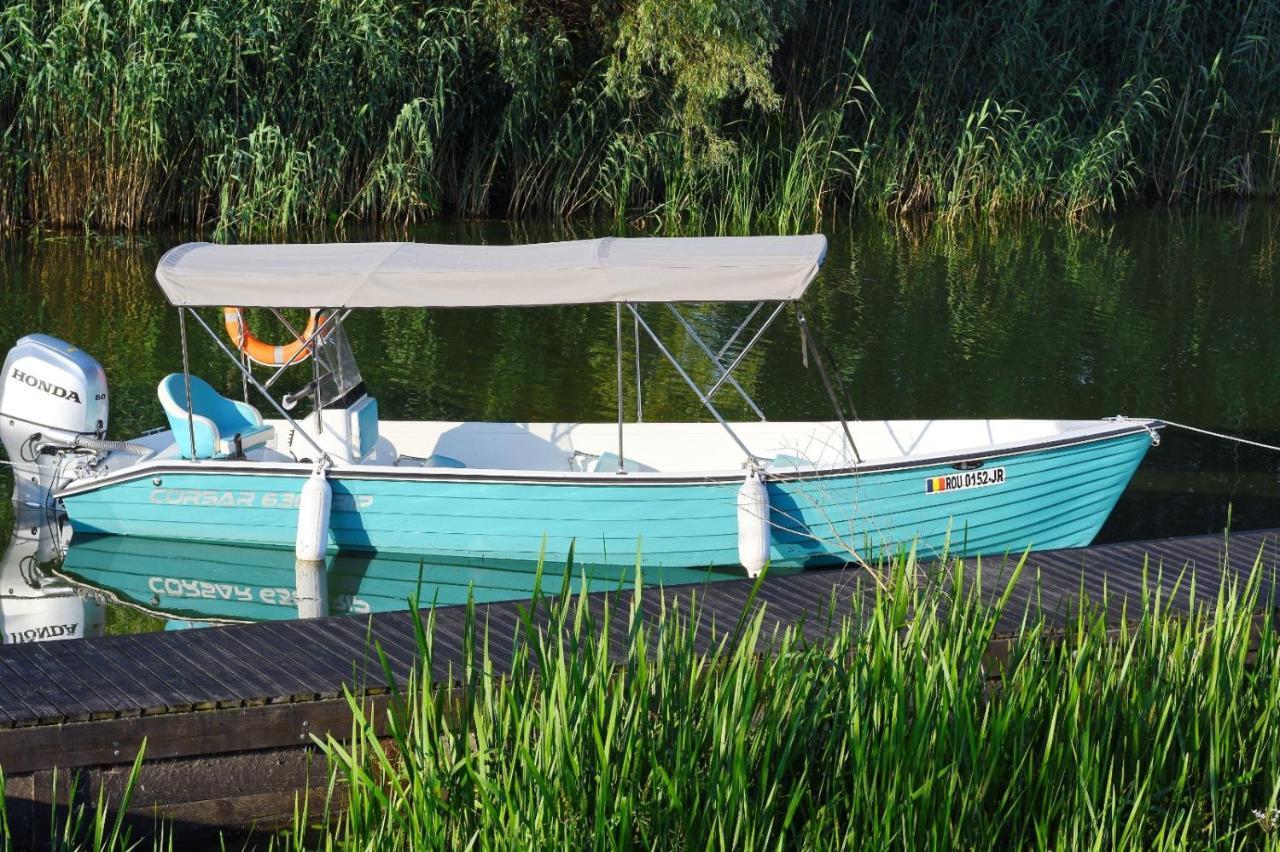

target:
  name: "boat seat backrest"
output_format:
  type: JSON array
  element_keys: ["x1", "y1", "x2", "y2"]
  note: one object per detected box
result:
[
  {"x1": 157, "y1": 374, "x2": 274, "y2": 459},
  {"x1": 426, "y1": 423, "x2": 576, "y2": 471},
  {"x1": 590, "y1": 452, "x2": 657, "y2": 473}
]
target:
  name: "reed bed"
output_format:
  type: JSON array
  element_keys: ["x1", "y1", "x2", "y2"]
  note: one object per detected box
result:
[
  {"x1": 1, "y1": 0, "x2": 1278, "y2": 235},
  {"x1": 3, "y1": 545, "x2": 1280, "y2": 849},
  {"x1": 299, "y1": 548, "x2": 1280, "y2": 850}
]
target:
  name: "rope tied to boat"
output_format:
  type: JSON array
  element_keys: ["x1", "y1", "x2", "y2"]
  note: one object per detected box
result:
[{"x1": 1159, "y1": 419, "x2": 1280, "y2": 454}]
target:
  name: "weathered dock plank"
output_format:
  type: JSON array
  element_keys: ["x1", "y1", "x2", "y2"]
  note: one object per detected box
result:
[{"x1": 0, "y1": 527, "x2": 1275, "y2": 737}]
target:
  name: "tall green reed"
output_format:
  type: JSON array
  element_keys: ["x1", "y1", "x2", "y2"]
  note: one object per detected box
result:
[
  {"x1": 0, "y1": 742, "x2": 151, "y2": 851},
  {"x1": 1, "y1": 0, "x2": 1277, "y2": 236},
  {"x1": 313, "y1": 547, "x2": 1280, "y2": 849}
]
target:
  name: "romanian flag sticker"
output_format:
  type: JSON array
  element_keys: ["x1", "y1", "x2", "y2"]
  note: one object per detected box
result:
[{"x1": 925, "y1": 466, "x2": 1007, "y2": 494}]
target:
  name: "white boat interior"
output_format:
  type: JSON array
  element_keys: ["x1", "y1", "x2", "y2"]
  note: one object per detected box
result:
[
  {"x1": 94, "y1": 238, "x2": 1147, "y2": 476},
  {"x1": 107, "y1": 417, "x2": 1141, "y2": 477}
]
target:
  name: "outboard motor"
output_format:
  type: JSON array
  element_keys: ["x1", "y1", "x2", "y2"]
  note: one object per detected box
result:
[
  {"x1": 0, "y1": 504, "x2": 106, "y2": 644},
  {"x1": 0, "y1": 334, "x2": 109, "y2": 506}
]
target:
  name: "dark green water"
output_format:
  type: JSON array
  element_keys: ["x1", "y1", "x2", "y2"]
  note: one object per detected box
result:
[{"x1": 1, "y1": 210, "x2": 1278, "y2": 627}]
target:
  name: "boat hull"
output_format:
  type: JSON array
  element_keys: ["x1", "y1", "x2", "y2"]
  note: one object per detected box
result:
[
  {"x1": 60, "y1": 429, "x2": 1153, "y2": 569},
  {"x1": 59, "y1": 535, "x2": 734, "y2": 623}
]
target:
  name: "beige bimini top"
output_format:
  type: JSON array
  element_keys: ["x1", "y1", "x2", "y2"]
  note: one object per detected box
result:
[{"x1": 154, "y1": 235, "x2": 827, "y2": 308}]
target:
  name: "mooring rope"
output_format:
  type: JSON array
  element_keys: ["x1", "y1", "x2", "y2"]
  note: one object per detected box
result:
[{"x1": 1160, "y1": 419, "x2": 1280, "y2": 454}]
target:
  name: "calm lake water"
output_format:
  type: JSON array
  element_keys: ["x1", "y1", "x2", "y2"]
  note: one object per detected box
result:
[{"x1": 1, "y1": 209, "x2": 1278, "y2": 632}]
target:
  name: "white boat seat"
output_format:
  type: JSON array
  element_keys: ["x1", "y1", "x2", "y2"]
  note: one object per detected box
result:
[
  {"x1": 424, "y1": 454, "x2": 466, "y2": 468},
  {"x1": 766, "y1": 453, "x2": 816, "y2": 472},
  {"x1": 395, "y1": 453, "x2": 467, "y2": 469},
  {"x1": 157, "y1": 374, "x2": 274, "y2": 459},
  {"x1": 590, "y1": 452, "x2": 657, "y2": 473}
]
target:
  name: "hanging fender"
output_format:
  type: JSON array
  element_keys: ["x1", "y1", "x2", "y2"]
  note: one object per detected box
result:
[
  {"x1": 737, "y1": 469, "x2": 771, "y2": 577},
  {"x1": 295, "y1": 465, "x2": 332, "y2": 562},
  {"x1": 223, "y1": 307, "x2": 320, "y2": 367}
]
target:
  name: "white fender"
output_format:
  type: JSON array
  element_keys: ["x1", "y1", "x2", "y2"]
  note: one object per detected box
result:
[
  {"x1": 295, "y1": 467, "x2": 332, "y2": 562},
  {"x1": 293, "y1": 558, "x2": 328, "y2": 620},
  {"x1": 737, "y1": 469, "x2": 771, "y2": 577}
]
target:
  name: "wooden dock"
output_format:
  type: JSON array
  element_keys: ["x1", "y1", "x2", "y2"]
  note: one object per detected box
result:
[{"x1": 2, "y1": 527, "x2": 1278, "y2": 844}]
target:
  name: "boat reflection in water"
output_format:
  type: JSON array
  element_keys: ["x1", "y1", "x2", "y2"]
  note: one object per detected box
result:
[
  {"x1": 58, "y1": 534, "x2": 732, "y2": 626},
  {"x1": 1, "y1": 504, "x2": 105, "y2": 643}
]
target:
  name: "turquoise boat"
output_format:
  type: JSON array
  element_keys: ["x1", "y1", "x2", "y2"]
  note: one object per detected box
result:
[
  {"x1": 58, "y1": 534, "x2": 731, "y2": 624},
  {"x1": 0, "y1": 236, "x2": 1162, "y2": 572}
]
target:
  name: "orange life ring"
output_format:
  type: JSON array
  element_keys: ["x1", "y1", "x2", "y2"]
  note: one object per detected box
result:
[{"x1": 223, "y1": 307, "x2": 320, "y2": 367}]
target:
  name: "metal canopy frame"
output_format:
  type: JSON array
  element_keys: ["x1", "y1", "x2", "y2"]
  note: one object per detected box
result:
[
  {"x1": 705, "y1": 303, "x2": 787, "y2": 401},
  {"x1": 797, "y1": 310, "x2": 861, "y2": 463},
  {"x1": 627, "y1": 304, "x2": 759, "y2": 463},
  {"x1": 664, "y1": 304, "x2": 769, "y2": 420},
  {"x1": 180, "y1": 307, "x2": 331, "y2": 461},
  {"x1": 618, "y1": 300, "x2": 860, "y2": 469},
  {"x1": 171, "y1": 295, "x2": 860, "y2": 474},
  {"x1": 261, "y1": 308, "x2": 351, "y2": 390},
  {"x1": 622, "y1": 300, "x2": 787, "y2": 466}
]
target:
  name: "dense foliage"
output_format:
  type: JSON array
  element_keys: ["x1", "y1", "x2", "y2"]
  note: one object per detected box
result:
[{"x1": 1, "y1": 0, "x2": 1278, "y2": 234}]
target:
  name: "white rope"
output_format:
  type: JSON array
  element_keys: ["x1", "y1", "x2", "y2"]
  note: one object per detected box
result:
[{"x1": 1160, "y1": 419, "x2": 1280, "y2": 453}]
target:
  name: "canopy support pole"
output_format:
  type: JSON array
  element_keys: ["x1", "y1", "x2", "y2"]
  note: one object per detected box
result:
[
  {"x1": 185, "y1": 307, "x2": 330, "y2": 461},
  {"x1": 665, "y1": 305, "x2": 766, "y2": 421},
  {"x1": 627, "y1": 304, "x2": 758, "y2": 463},
  {"x1": 615, "y1": 303, "x2": 626, "y2": 474},
  {"x1": 796, "y1": 310, "x2": 861, "y2": 464},
  {"x1": 716, "y1": 302, "x2": 764, "y2": 360},
  {"x1": 311, "y1": 313, "x2": 323, "y2": 418},
  {"x1": 262, "y1": 308, "x2": 352, "y2": 390},
  {"x1": 177, "y1": 306, "x2": 198, "y2": 463},
  {"x1": 633, "y1": 311, "x2": 643, "y2": 423},
  {"x1": 704, "y1": 301, "x2": 786, "y2": 400}
]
